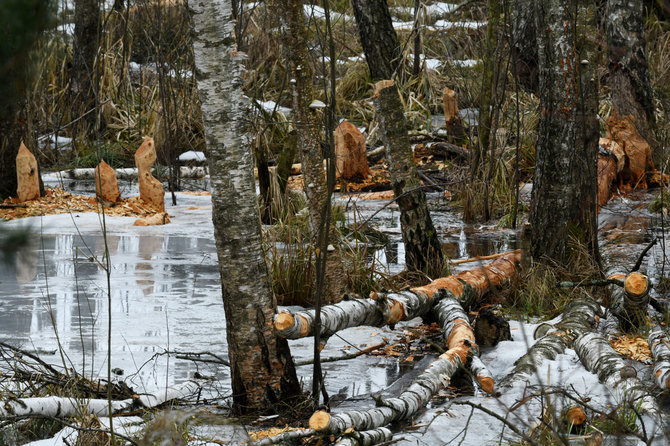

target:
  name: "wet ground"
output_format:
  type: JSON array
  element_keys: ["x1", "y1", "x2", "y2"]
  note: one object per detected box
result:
[{"x1": 1, "y1": 178, "x2": 668, "y2": 444}]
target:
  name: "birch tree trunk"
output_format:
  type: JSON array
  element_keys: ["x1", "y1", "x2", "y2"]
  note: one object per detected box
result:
[
  {"x1": 528, "y1": 0, "x2": 600, "y2": 268},
  {"x1": 373, "y1": 80, "x2": 444, "y2": 277},
  {"x1": 190, "y1": 0, "x2": 300, "y2": 413},
  {"x1": 351, "y1": 0, "x2": 402, "y2": 80},
  {"x1": 649, "y1": 326, "x2": 670, "y2": 389},
  {"x1": 606, "y1": 0, "x2": 657, "y2": 156},
  {"x1": 511, "y1": 0, "x2": 538, "y2": 91},
  {"x1": 273, "y1": 0, "x2": 328, "y2": 239}
]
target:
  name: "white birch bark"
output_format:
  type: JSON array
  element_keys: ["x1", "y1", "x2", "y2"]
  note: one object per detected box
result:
[
  {"x1": 275, "y1": 253, "x2": 520, "y2": 339},
  {"x1": 190, "y1": 0, "x2": 299, "y2": 412},
  {"x1": 310, "y1": 297, "x2": 474, "y2": 436},
  {"x1": 0, "y1": 381, "x2": 200, "y2": 418},
  {"x1": 334, "y1": 427, "x2": 393, "y2": 446},
  {"x1": 501, "y1": 298, "x2": 601, "y2": 386},
  {"x1": 574, "y1": 331, "x2": 659, "y2": 415},
  {"x1": 648, "y1": 326, "x2": 670, "y2": 389}
]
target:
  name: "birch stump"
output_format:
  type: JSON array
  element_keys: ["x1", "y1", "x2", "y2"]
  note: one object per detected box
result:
[
  {"x1": 608, "y1": 270, "x2": 650, "y2": 332},
  {"x1": 191, "y1": 0, "x2": 300, "y2": 413},
  {"x1": 373, "y1": 80, "x2": 444, "y2": 278}
]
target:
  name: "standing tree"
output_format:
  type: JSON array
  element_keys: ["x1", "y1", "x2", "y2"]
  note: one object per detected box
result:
[
  {"x1": 606, "y1": 0, "x2": 657, "y2": 155},
  {"x1": 71, "y1": 0, "x2": 101, "y2": 140},
  {"x1": 528, "y1": 0, "x2": 601, "y2": 268},
  {"x1": 351, "y1": 0, "x2": 402, "y2": 80},
  {"x1": 0, "y1": 0, "x2": 50, "y2": 200},
  {"x1": 374, "y1": 80, "x2": 444, "y2": 277},
  {"x1": 190, "y1": 0, "x2": 300, "y2": 413},
  {"x1": 273, "y1": 0, "x2": 328, "y2": 239},
  {"x1": 511, "y1": 0, "x2": 538, "y2": 91}
]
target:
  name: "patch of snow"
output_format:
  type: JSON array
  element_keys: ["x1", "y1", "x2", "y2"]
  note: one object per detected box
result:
[
  {"x1": 393, "y1": 21, "x2": 416, "y2": 31},
  {"x1": 178, "y1": 151, "x2": 206, "y2": 162},
  {"x1": 303, "y1": 4, "x2": 352, "y2": 23},
  {"x1": 254, "y1": 99, "x2": 292, "y2": 116},
  {"x1": 38, "y1": 135, "x2": 73, "y2": 151},
  {"x1": 432, "y1": 19, "x2": 487, "y2": 29},
  {"x1": 450, "y1": 59, "x2": 480, "y2": 67}
]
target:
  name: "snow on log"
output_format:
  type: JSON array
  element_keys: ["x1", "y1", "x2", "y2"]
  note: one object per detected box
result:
[
  {"x1": 501, "y1": 298, "x2": 601, "y2": 386},
  {"x1": 574, "y1": 331, "x2": 659, "y2": 415},
  {"x1": 648, "y1": 326, "x2": 670, "y2": 389},
  {"x1": 309, "y1": 297, "x2": 473, "y2": 436},
  {"x1": 609, "y1": 271, "x2": 650, "y2": 331},
  {"x1": 334, "y1": 427, "x2": 393, "y2": 446},
  {"x1": 275, "y1": 253, "x2": 521, "y2": 339},
  {"x1": 0, "y1": 381, "x2": 201, "y2": 418}
]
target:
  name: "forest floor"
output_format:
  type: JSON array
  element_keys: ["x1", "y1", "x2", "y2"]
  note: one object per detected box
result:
[{"x1": 0, "y1": 175, "x2": 668, "y2": 445}]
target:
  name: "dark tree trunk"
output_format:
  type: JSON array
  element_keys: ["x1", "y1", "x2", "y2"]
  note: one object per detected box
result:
[
  {"x1": 529, "y1": 0, "x2": 601, "y2": 268},
  {"x1": 606, "y1": 0, "x2": 657, "y2": 156},
  {"x1": 191, "y1": 0, "x2": 300, "y2": 414},
  {"x1": 374, "y1": 80, "x2": 444, "y2": 278},
  {"x1": 351, "y1": 0, "x2": 402, "y2": 80},
  {"x1": 274, "y1": 0, "x2": 328, "y2": 238},
  {"x1": 511, "y1": 0, "x2": 538, "y2": 91},
  {"x1": 0, "y1": 0, "x2": 50, "y2": 199},
  {"x1": 71, "y1": 0, "x2": 101, "y2": 139}
]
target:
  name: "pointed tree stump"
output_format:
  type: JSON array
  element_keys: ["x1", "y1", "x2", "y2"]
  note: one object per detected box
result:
[
  {"x1": 442, "y1": 87, "x2": 466, "y2": 144},
  {"x1": 95, "y1": 160, "x2": 121, "y2": 203},
  {"x1": 16, "y1": 142, "x2": 40, "y2": 202},
  {"x1": 334, "y1": 121, "x2": 370, "y2": 180},
  {"x1": 134, "y1": 137, "x2": 165, "y2": 212}
]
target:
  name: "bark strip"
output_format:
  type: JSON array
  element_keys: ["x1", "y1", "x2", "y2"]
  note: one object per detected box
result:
[
  {"x1": 648, "y1": 326, "x2": 670, "y2": 389},
  {"x1": 574, "y1": 331, "x2": 659, "y2": 415}
]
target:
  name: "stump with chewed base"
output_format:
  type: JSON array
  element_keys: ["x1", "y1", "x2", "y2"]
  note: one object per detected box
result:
[
  {"x1": 16, "y1": 142, "x2": 40, "y2": 202},
  {"x1": 334, "y1": 121, "x2": 370, "y2": 180},
  {"x1": 95, "y1": 160, "x2": 121, "y2": 203},
  {"x1": 134, "y1": 137, "x2": 165, "y2": 212}
]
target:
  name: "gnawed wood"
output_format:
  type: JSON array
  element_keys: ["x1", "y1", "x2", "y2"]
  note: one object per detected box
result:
[
  {"x1": 450, "y1": 249, "x2": 520, "y2": 265},
  {"x1": 442, "y1": 87, "x2": 466, "y2": 143},
  {"x1": 565, "y1": 406, "x2": 586, "y2": 426},
  {"x1": 251, "y1": 427, "x2": 316, "y2": 445},
  {"x1": 501, "y1": 298, "x2": 601, "y2": 386},
  {"x1": 274, "y1": 253, "x2": 521, "y2": 339},
  {"x1": 334, "y1": 427, "x2": 392, "y2": 446},
  {"x1": 609, "y1": 271, "x2": 650, "y2": 332},
  {"x1": 470, "y1": 355, "x2": 495, "y2": 394},
  {"x1": 648, "y1": 326, "x2": 670, "y2": 389},
  {"x1": 574, "y1": 331, "x2": 659, "y2": 415},
  {"x1": 335, "y1": 121, "x2": 371, "y2": 180},
  {"x1": 473, "y1": 306, "x2": 511, "y2": 347},
  {"x1": 309, "y1": 297, "x2": 471, "y2": 436}
]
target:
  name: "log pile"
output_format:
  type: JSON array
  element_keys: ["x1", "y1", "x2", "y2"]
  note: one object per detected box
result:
[{"x1": 273, "y1": 253, "x2": 521, "y2": 340}]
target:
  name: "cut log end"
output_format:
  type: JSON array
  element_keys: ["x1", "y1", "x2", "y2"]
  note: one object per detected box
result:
[
  {"x1": 565, "y1": 406, "x2": 586, "y2": 426},
  {"x1": 476, "y1": 376, "x2": 495, "y2": 394},
  {"x1": 309, "y1": 410, "x2": 331, "y2": 431},
  {"x1": 274, "y1": 313, "x2": 295, "y2": 332},
  {"x1": 624, "y1": 272, "x2": 648, "y2": 297}
]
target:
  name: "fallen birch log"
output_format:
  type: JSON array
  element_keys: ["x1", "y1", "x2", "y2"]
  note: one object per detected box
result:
[
  {"x1": 608, "y1": 271, "x2": 650, "y2": 332},
  {"x1": 0, "y1": 381, "x2": 201, "y2": 418},
  {"x1": 648, "y1": 326, "x2": 670, "y2": 389},
  {"x1": 334, "y1": 427, "x2": 393, "y2": 446},
  {"x1": 274, "y1": 253, "x2": 521, "y2": 339},
  {"x1": 500, "y1": 298, "x2": 601, "y2": 386},
  {"x1": 308, "y1": 297, "x2": 472, "y2": 437},
  {"x1": 251, "y1": 428, "x2": 316, "y2": 446},
  {"x1": 574, "y1": 331, "x2": 659, "y2": 415}
]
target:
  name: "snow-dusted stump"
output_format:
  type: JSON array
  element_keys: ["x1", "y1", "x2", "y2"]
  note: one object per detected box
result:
[
  {"x1": 274, "y1": 253, "x2": 521, "y2": 339},
  {"x1": 334, "y1": 427, "x2": 393, "y2": 446},
  {"x1": 648, "y1": 326, "x2": 670, "y2": 389},
  {"x1": 501, "y1": 298, "x2": 601, "y2": 386},
  {"x1": 308, "y1": 297, "x2": 476, "y2": 437},
  {"x1": 0, "y1": 381, "x2": 200, "y2": 418},
  {"x1": 608, "y1": 271, "x2": 650, "y2": 331},
  {"x1": 574, "y1": 332, "x2": 659, "y2": 415}
]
